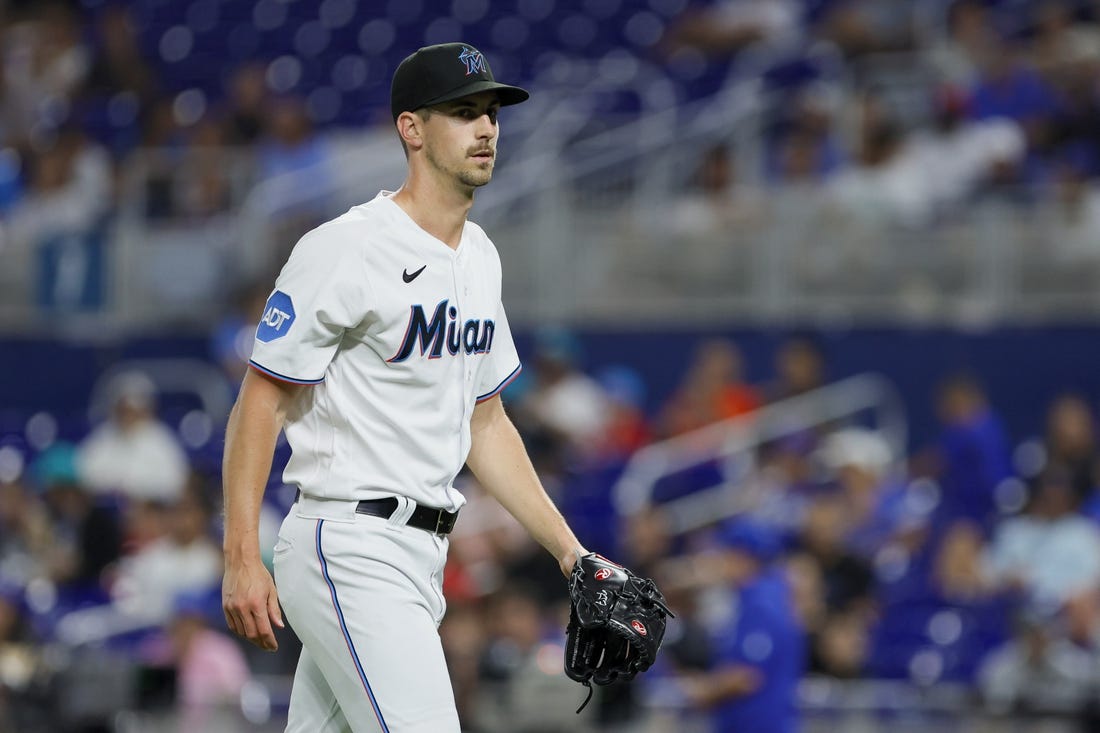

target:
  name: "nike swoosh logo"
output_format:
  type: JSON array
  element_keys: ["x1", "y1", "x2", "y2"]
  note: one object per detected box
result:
[{"x1": 402, "y1": 265, "x2": 426, "y2": 283}]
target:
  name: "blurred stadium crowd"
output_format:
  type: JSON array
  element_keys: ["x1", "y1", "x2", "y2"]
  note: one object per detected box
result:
[
  {"x1": 0, "y1": 0, "x2": 1099, "y2": 315},
  {"x1": 6, "y1": 331, "x2": 1100, "y2": 731},
  {"x1": 3, "y1": 0, "x2": 1100, "y2": 732}
]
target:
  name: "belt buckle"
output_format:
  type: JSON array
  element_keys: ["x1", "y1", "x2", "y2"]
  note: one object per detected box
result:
[{"x1": 434, "y1": 509, "x2": 457, "y2": 535}]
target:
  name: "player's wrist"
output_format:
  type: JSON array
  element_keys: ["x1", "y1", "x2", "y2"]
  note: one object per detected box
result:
[
  {"x1": 225, "y1": 548, "x2": 264, "y2": 566},
  {"x1": 223, "y1": 532, "x2": 263, "y2": 563},
  {"x1": 559, "y1": 547, "x2": 588, "y2": 577}
]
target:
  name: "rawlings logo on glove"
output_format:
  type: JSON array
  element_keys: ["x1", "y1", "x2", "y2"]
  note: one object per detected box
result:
[{"x1": 564, "y1": 553, "x2": 673, "y2": 712}]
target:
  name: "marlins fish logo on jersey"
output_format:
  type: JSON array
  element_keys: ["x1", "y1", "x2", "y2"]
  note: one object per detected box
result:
[{"x1": 389, "y1": 299, "x2": 495, "y2": 362}]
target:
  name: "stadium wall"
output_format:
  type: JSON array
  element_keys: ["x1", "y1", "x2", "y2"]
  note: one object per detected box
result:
[{"x1": 4, "y1": 325, "x2": 1100, "y2": 450}]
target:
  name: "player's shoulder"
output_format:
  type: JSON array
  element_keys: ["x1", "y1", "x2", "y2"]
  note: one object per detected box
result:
[
  {"x1": 463, "y1": 218, "x2": 490, "y2": 243},
  {"x1": 290, "y1": 195, "x2": 392, "y2": 255},
  {"x1": 300, "y1": 202, "x2": 374, "y2": 242},
  {"x1": 348, "y1": 191, "x2": 401, "y2": 224},
  {"x1": 463, "y1": 218, "x2": 501, "y2": 260}
]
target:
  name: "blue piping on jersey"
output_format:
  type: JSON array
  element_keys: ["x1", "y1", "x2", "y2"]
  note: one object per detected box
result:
[
  {"x1": 248, "y1": 360, "x2": 324, "y2": 385},
  {"x1": 316, "y1": 520, "x2": 390, "y2": 732},
  {"x1": 476, "y1": 363, "x2": 522, "y2": 403}
]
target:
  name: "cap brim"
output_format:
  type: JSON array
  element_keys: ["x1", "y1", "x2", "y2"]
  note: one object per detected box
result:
[{"x1": 422, "y1": 80, "x2": 530, "y2": 109}]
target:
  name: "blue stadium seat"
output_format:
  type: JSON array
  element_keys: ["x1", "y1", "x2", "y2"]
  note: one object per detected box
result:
[
  {"x1": 117, "y1": 0, "x2": 750, "y2": 128},
  {"x1": 651, "y1": 460, "x2": 726, "y2": 503},
  {"x1": 559, "y1": 461, "x2": 628, "y2": 554},
  {"x1": 869, "y1": 594, "x2": 1013, "y2": 682}
]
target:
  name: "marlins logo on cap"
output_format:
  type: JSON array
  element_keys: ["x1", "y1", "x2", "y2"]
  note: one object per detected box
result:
[
  {"x1": 458, "y1": 46, "x2": 486, "y2": 76},
  {"x1": 390, "y1": 42, "x2": 529, "y2": 121}
]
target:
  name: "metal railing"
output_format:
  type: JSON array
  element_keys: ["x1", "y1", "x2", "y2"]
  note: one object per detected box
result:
[{"x1": 612, "y1": 373, "x2": 907, "y2": 534}]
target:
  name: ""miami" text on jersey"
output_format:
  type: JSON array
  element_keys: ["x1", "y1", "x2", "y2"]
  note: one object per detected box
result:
[{"x1": 388, "y1": 299, "x2": 495, "y2": 362}]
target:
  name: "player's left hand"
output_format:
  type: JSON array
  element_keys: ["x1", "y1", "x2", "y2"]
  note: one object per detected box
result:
[
  {"x1": 222, "y1": 555, "x2": 284, "y2": 651},
  {"x1": 564, "y1": 553, "x2": 673, "y2": 710}
]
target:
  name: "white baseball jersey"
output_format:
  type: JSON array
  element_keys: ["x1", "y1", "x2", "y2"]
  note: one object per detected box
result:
[{"x1": 249, "y1": 191, "x2": 521, "y2": 512}]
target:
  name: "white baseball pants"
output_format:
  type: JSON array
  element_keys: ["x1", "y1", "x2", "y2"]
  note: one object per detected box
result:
[{"x1": 273, "y1": 495, "x2": 460, "y2": 733}]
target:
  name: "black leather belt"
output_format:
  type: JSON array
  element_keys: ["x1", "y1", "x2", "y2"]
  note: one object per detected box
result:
[{"x1": 355, "y1": 497, "x2": 459, "y2": 535}]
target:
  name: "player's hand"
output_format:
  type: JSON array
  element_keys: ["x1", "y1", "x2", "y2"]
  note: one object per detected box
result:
[{"x1": 222, "y1": 556, "x2": 284, "y2": 651}]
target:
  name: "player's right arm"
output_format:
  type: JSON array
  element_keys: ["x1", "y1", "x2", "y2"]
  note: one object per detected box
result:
[{"x1": 221, "y1": 367, "x2": 305, "y2": 651}]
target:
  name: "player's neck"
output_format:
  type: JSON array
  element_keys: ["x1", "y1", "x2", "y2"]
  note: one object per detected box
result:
[{"x1": 391, "y1": 173, "x2": 473, "y2": 250}]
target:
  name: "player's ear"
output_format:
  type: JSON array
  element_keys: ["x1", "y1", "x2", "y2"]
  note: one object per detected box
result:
[{"x1": 397, "y1": 110, "x2": 426, "y2": 152}]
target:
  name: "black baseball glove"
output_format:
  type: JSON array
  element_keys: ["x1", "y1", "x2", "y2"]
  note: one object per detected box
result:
[{"x1": 564, "y1": 553, "x2": 673, "y2": 711}]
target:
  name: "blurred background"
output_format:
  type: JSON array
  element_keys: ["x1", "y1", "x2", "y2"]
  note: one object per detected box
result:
[{"x1": 2, "y1": 0, "x2": 1100, "y2": 731}]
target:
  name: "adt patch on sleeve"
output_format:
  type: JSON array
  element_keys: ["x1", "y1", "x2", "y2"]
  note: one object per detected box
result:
[{"x1": 257, "y1": 290, "x2": 296, "y2": 342}]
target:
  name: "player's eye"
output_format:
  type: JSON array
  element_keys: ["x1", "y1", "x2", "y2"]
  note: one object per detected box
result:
[{"x1": 454, "y1": 107, "x2": 498, "y2": 122}]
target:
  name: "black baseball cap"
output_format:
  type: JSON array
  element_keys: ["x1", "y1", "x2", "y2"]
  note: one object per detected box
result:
[{"x1": 390, "y1": 43, "x2": 529, "y2": 122}]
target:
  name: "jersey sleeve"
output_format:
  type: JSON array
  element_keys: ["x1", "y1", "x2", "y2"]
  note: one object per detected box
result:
[
  {"x1": 475, "y1": 300, "x2": 521, "y2": 403},
  {"x1": 249, "y1": 227, "x2": 372, "y2": 383}
]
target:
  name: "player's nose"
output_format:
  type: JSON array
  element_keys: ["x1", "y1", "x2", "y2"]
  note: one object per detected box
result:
[{"x1": 475, "y1": 113, "x2": 496, "y2": 139}]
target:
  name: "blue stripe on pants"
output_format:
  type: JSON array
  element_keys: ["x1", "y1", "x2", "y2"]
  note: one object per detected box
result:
[{"x1": 316, "y1": 519, "x2": 389, "y2": 732}]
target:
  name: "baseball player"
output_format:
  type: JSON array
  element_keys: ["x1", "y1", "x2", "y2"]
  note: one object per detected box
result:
[{"x1": 221, "y1": 43, "x2": 591, "y2": 732}]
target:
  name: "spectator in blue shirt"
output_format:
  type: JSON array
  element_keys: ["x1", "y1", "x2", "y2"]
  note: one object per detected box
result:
[
  {"x1": 931, "y1": 373, "x2": 1014, "y2": 532},
  {"x1": 681, "y1": 519, "x2": 806, "y2": 733},
  {"x1": 968, "y1": 34, "x2": 1060, "y2": 182}
]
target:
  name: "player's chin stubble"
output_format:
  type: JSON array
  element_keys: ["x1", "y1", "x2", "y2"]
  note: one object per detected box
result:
[
  {"x1": 457, "y1": 165, "x2": 492, "y2": 188},
  {"x1": 426, "y1": 144, "x2": 493, "y2": 190},
  {"x1": 452, "y1": 150, "x2": 494, "y2": 188}
]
